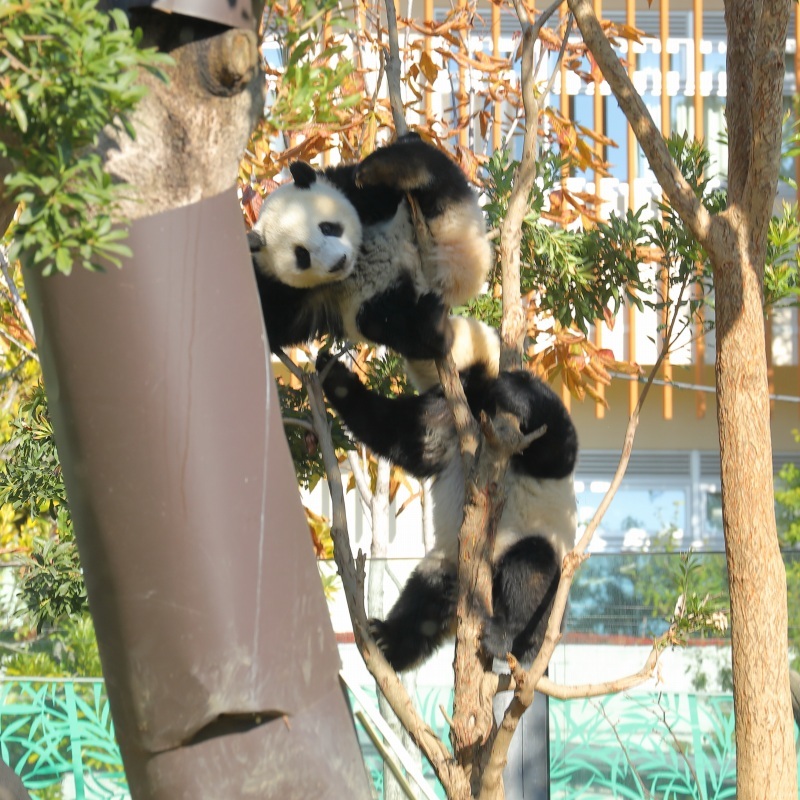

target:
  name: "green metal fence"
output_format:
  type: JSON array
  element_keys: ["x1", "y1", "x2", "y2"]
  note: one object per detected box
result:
[
  {"x1": 0, "y1": 679, "x2": 126, "y2": 800},
  {"x1": 0, "y1": 678, "x2": 796, "y2": 799}
]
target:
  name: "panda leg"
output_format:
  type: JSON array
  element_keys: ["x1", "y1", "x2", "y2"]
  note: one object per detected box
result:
[
  {"x1": 482, "y1": 538, "x2": 561, "y2": 666},
  {"x1": 369, "y1": 556, "x2": 457, "y2": 672},
  {"x1": 355, "y1": 133, "x2": 474, "y2": 212}
]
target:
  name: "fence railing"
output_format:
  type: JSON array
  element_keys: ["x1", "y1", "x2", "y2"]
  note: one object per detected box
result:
[
  {"x1": 0, "y1": 679, "x2": 126, "y2": 800},
  {"x1": 0, "y1": 677, "x2": 797, "y2": 799}
]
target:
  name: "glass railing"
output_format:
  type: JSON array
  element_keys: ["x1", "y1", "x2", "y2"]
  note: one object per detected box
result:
[{"x1": 1, "y1": 551, "x2": 799, "y2": 798}]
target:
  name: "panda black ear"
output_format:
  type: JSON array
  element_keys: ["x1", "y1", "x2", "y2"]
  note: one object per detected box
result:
[{"x1": 290, "y1": 162, "x2": 317, "y2": 189}]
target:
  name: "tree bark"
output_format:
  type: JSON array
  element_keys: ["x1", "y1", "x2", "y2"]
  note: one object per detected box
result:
[
  {"x1": 568, "y1": 0, "x2": 796, "y2": 792},
  {"x1": 714, "y1": 0, "x2": 796, "y2": 792},
  {"x1": 709, "y1": 211, "x2": 797, "y2": 798}
]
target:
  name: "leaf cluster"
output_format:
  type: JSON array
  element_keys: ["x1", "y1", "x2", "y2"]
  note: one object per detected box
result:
[
  {"x1": 481, "y1": 131, "x2": 800, "y2": 353},
  {"x1": 1, "y1": 0, "x2": 171, "y2": 274},
  {"x1": 3, "y1": 614, "x2": 101, "y2": 677},
  {"x1": 776, "y1": 433, "x2": 800, "y2": 548},
  {"x1": 0, "y1": 383, "x2": 87, "y2": 630},
  {"x1": 262, "y1": 0, "x2": 359, "y2": 131},
  {"x1": 664, "y1": 551, "x2": 730, "y2": 647}
]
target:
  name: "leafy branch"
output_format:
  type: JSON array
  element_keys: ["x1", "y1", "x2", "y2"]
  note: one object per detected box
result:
[{"x1": 0, "y1": 0, "x2": 171, "y2": 273}]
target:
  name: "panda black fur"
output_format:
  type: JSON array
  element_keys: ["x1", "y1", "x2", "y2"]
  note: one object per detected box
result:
[
  {"x1": 318, "y1": 320, "x2": 578, "y2": 671},
  {"x1": 247, "y1": 134, "x2": 492, "y2": 360}
]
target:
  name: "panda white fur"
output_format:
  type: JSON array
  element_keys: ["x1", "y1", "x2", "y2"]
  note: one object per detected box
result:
[
  {"x1": 317, "y1": 320, "x2": 578, "y2": 671},
  {"x1": 247, "y1": 134, "x2": 492, "y2": 360}
]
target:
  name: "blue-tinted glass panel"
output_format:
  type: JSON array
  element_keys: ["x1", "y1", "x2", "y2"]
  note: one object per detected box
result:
[
  {"x1": 604, "y1": 97, "x2": 629, "y2": 180},
  {"x1": 577, "y1": 484, "x2": 687, "y2": 552}
]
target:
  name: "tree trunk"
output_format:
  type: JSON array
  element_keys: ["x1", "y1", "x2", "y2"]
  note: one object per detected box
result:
[
  {"x1": 711, "y1": 211, "x2": 797, "y2": 797},
  {"x1": 22, "y1": 11, "x2": 373, "y2": 798},
  {"x1": 715, "y1": 0, "x2": 797, "y2": 793}
]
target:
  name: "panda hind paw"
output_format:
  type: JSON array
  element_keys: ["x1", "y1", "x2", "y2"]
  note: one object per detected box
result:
[
  {"x1": 355, "y1": 141, "x2": 434, "y2": 192},
  {"x1": 368, "y1": 618, "x2": 420, "y2": 672}
]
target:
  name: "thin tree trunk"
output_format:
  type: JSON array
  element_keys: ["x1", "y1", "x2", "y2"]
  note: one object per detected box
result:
[{"x1": 711, "y1": 212, "x2": 797, "y2": 797}]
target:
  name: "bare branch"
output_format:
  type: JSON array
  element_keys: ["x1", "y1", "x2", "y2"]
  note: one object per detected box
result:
[
  {"x1": 0, "y1": 245, "x2": 36, "y2": 347},
  {"x1": 382, "y1": 0, "x2": 408, "y2": 136},
  {"x1": 303, "y1": 364, "x2": 469, "y2": 797},
  {"x1": 281, "y1": 417, "x2": 315, "y2": 433},
  {"x1": 535, "y1": 639, "x2": 661, "y2": 699},
  {"x1": 499, "y1": 1, "x2": 540, "y2": 371}
]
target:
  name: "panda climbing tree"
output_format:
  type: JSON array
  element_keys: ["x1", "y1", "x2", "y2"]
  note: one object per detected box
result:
[{"x1": 246, "y1": 1, "x2": 740, "y2": 796}]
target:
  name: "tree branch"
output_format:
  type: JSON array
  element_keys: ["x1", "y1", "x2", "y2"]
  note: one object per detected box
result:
[
  {"x1": 382, "y1": 0, "x2": 408, "y2": 136},
  {"x1": 478, "y1": 278, "x2": 691, "y2": 798},
  {"x1": 498, "y1": 0, "x2": 540, "y2": 371},
  {"x1": 739, "y1": 0, "x2": 791, "y2": 250},
  {"x1": 303, "y1": 363, "x2": 470, "y2": 798}
]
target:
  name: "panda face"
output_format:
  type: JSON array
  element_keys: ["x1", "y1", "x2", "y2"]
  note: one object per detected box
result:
[{"x1": 250, "y1": 176, "x2": 363, "y2": 290}]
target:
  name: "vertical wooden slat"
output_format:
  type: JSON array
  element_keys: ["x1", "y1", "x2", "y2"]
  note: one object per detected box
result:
[
  {"x1": 794, "y1": 12, "x2": 800, "y2": 413},
  {"x1": 593, "y1": 0, "x2": 605, "y2": 419},
  {"x1": 660, "y1": 0, "x2": 673, "y2": 420},
  {"x1": 626, "y1": 0, "x2": 638, "y2": 417},
  {"x1": 693, "y1": 0, "x2": 706, "y2": 417},
  {"x1": 561, "y1": 3, "x2": 572, "y2": 411},
  {"x1": 458, "y1": 0, "x2": 468, "y2": 148},
  {"x1": 424, "y1": 0, "x2": 434, "y2": 122},
  {"x1": 491, "y1": 2, "x2": 502, "y2": 152}
]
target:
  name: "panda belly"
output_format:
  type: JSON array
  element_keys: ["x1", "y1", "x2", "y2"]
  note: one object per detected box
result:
[
  {"x1": 429, "y1": 462, "x2": 577, "y2": 566},
  {"x1": 335, "y1": 209, "x2": 424, "y2": 342},
  {"x1": 495, "y1": 472, "x2": 578, "y2": 561}
]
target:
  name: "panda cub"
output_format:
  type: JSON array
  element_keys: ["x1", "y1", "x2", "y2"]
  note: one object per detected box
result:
[
  {"x1": 247, "y1": 134, "x2": 492, "y2": 360},
  {"x1": 318, "y1": 321, "x2": 578, "y2": 671}
]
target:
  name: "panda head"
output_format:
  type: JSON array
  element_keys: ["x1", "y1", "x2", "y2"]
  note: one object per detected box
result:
[{"x1": 249, "y1": 162, "x2": 363, "y2": 290}]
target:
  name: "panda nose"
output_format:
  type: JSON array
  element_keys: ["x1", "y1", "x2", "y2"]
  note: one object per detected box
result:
[{"x1": 330, "y1": 256, "x2": 348, "y2": 273}]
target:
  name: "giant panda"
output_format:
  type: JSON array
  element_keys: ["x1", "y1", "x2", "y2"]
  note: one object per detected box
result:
[
  {"x1": 317, "y1": 321, "x2": 578, "y2": 671},
  {"x1": 247, "y1": 133, "x2": 492, "y2": 360}
]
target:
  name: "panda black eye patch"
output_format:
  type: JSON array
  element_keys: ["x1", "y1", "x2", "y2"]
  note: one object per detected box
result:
[
  {"x1": 319, "y1": 221, "x2": 344, "y2": 238},
  {"x1": 294, "y1": 245, "x2": 312, "y2": 270}
]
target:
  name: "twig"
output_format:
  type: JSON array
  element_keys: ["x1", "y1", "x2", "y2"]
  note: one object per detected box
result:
[
  {"x1": 594, "y1": 699, "x2": 653, "y2": 800},
  {"x1": 0, "y1": 245, "x2": 36, "y2": 348},
  {"x1": 647, "y1": 699, "x2": 704, "y2": 795},
  {"x1": 541, "y1": 14, "x2": 574, "y2": 100},
  {"x1": 281, "y1": 417, "x2": 315, "y2": 433},
  {"x1": 382, "y1": 0, "x2": 407, "y2": 135}
]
